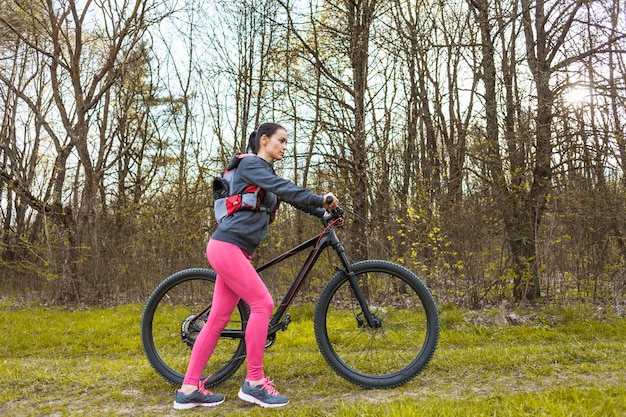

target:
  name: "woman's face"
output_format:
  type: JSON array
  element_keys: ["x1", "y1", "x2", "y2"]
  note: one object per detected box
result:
[{"x1": 258, "y1": 128, "x2": 288, "y2": 163}]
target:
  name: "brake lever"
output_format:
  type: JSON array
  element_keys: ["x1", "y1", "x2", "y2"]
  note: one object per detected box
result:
[{"x1": 329, "y1": 205, "x2": 344, "y2": 219}]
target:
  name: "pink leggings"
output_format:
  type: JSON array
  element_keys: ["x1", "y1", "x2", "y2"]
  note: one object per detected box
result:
[{"x1": 182, "y1": 239, "x2": 274, "y2": 386}]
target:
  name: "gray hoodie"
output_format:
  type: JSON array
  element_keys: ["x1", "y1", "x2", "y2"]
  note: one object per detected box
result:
[{"x1": 211, "y1": 155, "x2": 325, "y2": 254}]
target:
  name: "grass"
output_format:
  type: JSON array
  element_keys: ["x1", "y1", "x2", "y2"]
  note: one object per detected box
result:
[{"x1": 0, "y1": 300, "x2": 624, "y2": 416}]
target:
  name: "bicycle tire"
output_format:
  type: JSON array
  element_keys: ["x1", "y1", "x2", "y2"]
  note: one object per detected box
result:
[
  {"x1": 140, "y1": 268, "x2": 249, "y2": 387},
  {"x1": 314, "y1": 260, "x2": 439, "y2": 388}
]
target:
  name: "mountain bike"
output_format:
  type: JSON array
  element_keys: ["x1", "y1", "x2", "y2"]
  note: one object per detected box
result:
[{"x1": 140, "y1": 203, "x2": 440, "y2": 389}]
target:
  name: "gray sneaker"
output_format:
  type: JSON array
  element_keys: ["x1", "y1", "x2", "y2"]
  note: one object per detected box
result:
[
  {"x1": 173, "y1": 378, "x2": 225, "y2": 410},
  {"x1": 238, "y1": 378, "x2": 289, "y2": 408}
]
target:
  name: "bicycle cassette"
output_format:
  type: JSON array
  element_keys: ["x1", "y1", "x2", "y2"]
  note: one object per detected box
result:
[{"x1": 180, "y1": 314, "x2": 206, "y2": 346}]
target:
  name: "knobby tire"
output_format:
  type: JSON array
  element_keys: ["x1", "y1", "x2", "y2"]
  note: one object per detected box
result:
[
  {"x1": 140, "y1": 268, "x2": 249, "y2": 387},
  {"x1": 314, "y1": 260, "x2": 440, "y2": 388}
]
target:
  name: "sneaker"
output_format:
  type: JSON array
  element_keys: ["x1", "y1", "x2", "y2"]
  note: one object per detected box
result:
[
  {"x1": 238, "y1": 377, "x2": 289, "y2": 408},
  {"x1": 173, "y1": 378, "x2": 225, "y2": 410}
]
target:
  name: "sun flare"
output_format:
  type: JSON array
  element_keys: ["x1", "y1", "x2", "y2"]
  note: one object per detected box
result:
[{"x1": 564, "y1": 87, "x2": 590, "y2": 105}]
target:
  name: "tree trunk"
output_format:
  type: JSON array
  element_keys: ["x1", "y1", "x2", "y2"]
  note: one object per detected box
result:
[{"x1": 345, "y1": 0, "x2": 378, "y2": 262}]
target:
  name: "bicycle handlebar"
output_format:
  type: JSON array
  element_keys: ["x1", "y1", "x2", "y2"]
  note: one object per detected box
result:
[{"x1": 324, "y1": 195, "x2": 344, "y2": 222}]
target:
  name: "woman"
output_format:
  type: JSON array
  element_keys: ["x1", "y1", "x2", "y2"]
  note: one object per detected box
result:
[{"x1": 173, "y1": 122, "x2": 339, "y2": 409}]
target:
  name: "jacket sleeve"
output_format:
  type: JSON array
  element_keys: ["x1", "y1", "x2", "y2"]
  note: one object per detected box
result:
[
  {"x1": 239, "y1": 157, "x2": 325, "y2": 215},
  {"x1": 289, "y1": 202, "x2": 326, "y2": 218}
]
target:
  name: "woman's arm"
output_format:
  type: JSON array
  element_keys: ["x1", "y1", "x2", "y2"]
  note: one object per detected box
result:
[{"x1": 239, "y1": 157, "x2": 324, "y2": 209}]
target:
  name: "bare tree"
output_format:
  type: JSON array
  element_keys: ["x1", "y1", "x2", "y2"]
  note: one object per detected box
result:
[
  {"x1": 0, "y1": 0, "x2": 163, "y2": 301},
  {"x1": 280, "y1": 0, "x2": 380, "y2": 262},
  {"x1": 463, "y1": 0, "x2": 625, "y2": 300},
  {"x1": 607, "y1": 1, "x2": 626, "y2": 188}
]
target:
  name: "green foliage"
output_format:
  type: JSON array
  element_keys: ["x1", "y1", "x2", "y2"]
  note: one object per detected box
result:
[
  {"x1": 0, "y1": 302, "x2": 624, "y2": 416},
  {"x1": 382, "y1": 179, "x2": 626, "y2": 309}
]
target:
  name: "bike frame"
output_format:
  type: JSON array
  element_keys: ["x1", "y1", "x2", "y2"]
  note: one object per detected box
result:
[{"x1": 220, "y1": 219, "x2": 377, "y2": 340}]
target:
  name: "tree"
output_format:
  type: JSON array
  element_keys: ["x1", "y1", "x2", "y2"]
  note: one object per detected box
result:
[
  {"x1": 465, "y1": 0, "x2": 625, "y2": 300},
  {"x1": 0, "y1": 0, "x2": 162, "y2": 302},
  {"x1": 281, "y1": 0, "x2": 380, "y2": 261}
]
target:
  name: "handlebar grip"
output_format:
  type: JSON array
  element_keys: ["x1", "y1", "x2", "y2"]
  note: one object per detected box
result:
[{"x1": 325, "y1": 195, "x2": 334, "y2": 205}]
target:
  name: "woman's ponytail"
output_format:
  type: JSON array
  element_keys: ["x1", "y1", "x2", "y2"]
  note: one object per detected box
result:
[{"x1": 246, "y1": 130, "x2": 259, "y2": 154}]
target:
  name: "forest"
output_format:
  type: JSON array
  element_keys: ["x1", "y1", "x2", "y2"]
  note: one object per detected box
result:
[{"x1": 0, "y1": 0, "x2": 624, "y2": 309}]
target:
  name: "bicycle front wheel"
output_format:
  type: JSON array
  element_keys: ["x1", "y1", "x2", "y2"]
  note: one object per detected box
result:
[
  {"x1": 140, "y1": 268, "x2": 249, "y2": 387},
  {"x1": 314, "y1": 260, "x2": 439, "y2": 388}
]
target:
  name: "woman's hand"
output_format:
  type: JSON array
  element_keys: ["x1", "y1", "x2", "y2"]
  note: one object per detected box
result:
[{"x1": 323, "y1": 193, "x2": 339, "y2": 210}]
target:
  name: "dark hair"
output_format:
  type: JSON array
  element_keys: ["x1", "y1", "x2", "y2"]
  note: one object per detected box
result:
[{"x1": 246, "y1": 122, "x2": 285, "y2": 154}]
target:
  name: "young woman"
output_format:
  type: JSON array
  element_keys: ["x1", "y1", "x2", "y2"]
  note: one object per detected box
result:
[{"x1": 173, "y1": 122, "x2": 339, "y2": 409}]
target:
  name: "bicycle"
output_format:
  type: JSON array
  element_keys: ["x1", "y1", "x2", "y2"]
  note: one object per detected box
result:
[{"x1": 140, "y1": 203, "x2": 440, "y2": 389}]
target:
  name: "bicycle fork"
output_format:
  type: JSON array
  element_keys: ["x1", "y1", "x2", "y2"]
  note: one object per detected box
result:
[{"x1": 331, "y1": 235, "x2": 381, "y2": 329}]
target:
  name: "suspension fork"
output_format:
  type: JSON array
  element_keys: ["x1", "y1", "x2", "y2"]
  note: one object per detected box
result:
[{"x1": 330, "y1": 232, "x2": 381, "y2": 329}]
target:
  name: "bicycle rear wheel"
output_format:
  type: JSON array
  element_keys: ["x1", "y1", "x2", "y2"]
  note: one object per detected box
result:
[
  {"x1": 314, "y1": 260, "x2": 439, "y2": 388},
  {"x1": 140, "y1": 268, "x2": 249, "y2": 387}
]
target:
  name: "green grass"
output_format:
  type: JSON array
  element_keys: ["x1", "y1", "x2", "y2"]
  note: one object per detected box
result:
[{"x1": 0, "y1": 300, "x2": 624, "y2": 416}]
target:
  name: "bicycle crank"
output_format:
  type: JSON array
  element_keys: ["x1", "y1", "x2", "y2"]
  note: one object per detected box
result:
[{"x1": 265, "y1": 314, "x2": 291, "y2": 348}]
